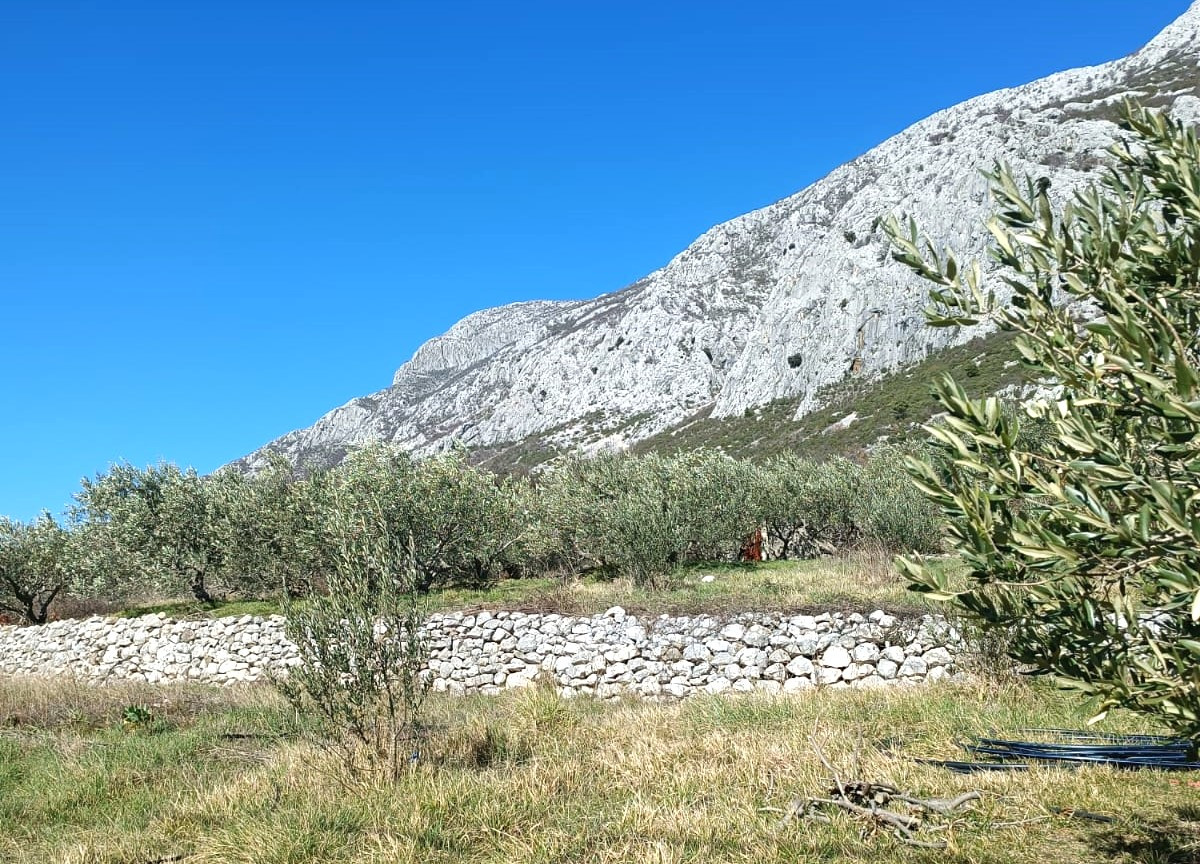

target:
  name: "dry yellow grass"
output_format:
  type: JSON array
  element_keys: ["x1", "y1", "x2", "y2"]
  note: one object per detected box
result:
[
  {"x1": 0, "y1": 676, "x2": 274, "y2": 730},
  {"x1": 2, "y1": 676, "x2": 1198, "y2": 863}
]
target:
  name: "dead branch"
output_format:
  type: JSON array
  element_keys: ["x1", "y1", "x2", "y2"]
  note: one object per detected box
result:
[
  {"x1": 1051, "y1": 807, "x2": 1116, "y2": 824},
  {"x1": 893, "y1": 790, "x2": 982, "y2": 814},
  {"x1": 787, "y1": 740, "x2": 981, "y2": 850},
  {"x1": 810, "y1": 737, "x2": 848, "y2": 800},
  {"x1": 809, "y1": 796, "x2": 921, "y2": 832},
  {"x1": 896, "y1": 835, "x2": 950, "y2": 850}
]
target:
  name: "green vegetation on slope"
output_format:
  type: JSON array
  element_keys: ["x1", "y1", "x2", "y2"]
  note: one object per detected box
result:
[{"x1": 632, "y1": 328, "x2": 1029, "y2": 461}]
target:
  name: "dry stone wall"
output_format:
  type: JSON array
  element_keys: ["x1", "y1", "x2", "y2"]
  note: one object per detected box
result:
[{"x1": 0, "y1": 608, "x2": 963, "y2": 698}]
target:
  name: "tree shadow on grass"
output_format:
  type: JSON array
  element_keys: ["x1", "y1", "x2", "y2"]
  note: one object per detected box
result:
[{"x1": 1088, "y1": 804, "x2": 1200, "y2": 863}]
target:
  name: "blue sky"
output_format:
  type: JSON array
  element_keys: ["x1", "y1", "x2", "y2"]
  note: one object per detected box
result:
[{"x1": 0, "y1": 0, "x2": 1190, "y2": 519}]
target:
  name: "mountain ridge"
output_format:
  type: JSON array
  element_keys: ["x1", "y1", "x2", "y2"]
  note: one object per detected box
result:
[{"x1": 233, "y1": 3, "x2": 1200, "y2": 474}]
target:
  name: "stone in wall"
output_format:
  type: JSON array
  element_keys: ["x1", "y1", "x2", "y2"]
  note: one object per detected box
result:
[{"x1": 0, "y1": 607, "x2": 963, "y2": 698}]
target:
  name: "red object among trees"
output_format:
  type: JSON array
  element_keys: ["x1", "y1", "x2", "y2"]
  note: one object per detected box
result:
[{"x1": 740, "y1": 528, "x2": 763, "y2": 562}]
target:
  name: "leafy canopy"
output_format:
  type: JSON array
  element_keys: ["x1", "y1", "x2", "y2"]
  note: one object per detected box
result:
[
  {"x1": 886, "y1": 105, "x2": 1200, "y2": 734},
  {"x1": 0, "y1": 514, "x2": 69, "y2": 624}
]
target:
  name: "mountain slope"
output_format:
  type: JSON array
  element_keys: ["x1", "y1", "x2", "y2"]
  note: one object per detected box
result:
[{"x1": 234, "y1": 4, "x2": 1200, "y2": 473}]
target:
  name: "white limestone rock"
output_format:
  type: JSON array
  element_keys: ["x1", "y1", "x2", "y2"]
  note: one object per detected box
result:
[
  {"x1": 231, "y1": 4, "x2": 1200, "y2": 473},
  {"x1": 876, "y1": 658, "x2": 900, "y2": 680},
  {"x1": 814, "y1": 666, "x2": 843, "y2": 686},
  {"x1": 820, "y1": 645, "x2": 852, "y2": 670},
  {"x1": 783, "y1": 676, "x2": 814, "y2": 694},
  {"x1": 705, "y1": 677, "x2": 732, "y2": 695}
]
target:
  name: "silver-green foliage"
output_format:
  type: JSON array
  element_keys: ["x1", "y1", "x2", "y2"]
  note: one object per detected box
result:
[
  {"x1": 887, "y1": 105, "x2": 1200, "y2": 733},
  {"x1": 545, "y1": 449, "x2": 760, "y2": 587},
  {"x1": 218, "y1": 456, "x2": 332, "y2": 597},
  {"x1": 753, "y1": 450, "x2": 940, "y2": 558},
  {"x1": 755, "y1": 454, "x2": 861, "y2": 557},
  {"x1": 56, "y1": 435, "x2": 944, "y2": 609},
  {"x1": 280, "y1": 480, "x2": 428, "y2": 784},
  {"x1": 0, "y1": 514, "x2": 69, "y2": 624},
  {"x1": 855, "y1": 443, "x2": 943, "y2": 555},
  {"x1": 323, "y1": 445, "x2": 533, "y2": 591},
  {"x1": 72, "y1": 462, "x2": 234, "y2": 603}
]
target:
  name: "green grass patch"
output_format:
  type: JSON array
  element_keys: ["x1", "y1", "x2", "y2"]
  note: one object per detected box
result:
[{"x1": 113, "y1": 554, "x2": 960, "y2": 623}]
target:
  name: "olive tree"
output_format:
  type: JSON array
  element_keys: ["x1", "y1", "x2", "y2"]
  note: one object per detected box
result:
[
  {"x1": 0, "y1": 514, "x2": 69, "y2": 624},
  {"x1": 72, "y1": 462, "x2": 232, "y2": 602},
  {"x1": 546, "y1": 450, "x2": 760, "y2": 587},
  {"x1": 534, "y1": 454, "x2": 626, "y2": 577},
  {"x1": 886, "y1": 105, "x2": 1200, "y2": 733},
  {"x1": 219, "y1": 457, "x2": 333, "y2": 597},
  {"x1": 325, "y1": 445, "x2": 532, "y2": 591},
  {"x1": 855, "y1": 444, "x2": 943, "y2": 554},
  {"x1": 669, "y1": 449, "x2": 761, "y2": 562},
  {"x1": 755, "y1": 454, "x2": 862, "y2": 558}
]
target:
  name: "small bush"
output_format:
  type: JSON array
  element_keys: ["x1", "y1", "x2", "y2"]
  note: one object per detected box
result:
[
  {"x1": 119, "y1": 703, "x2": 170, "y2": 733},
  {"x1": 280, "y1": 481, "x2": 429, "y2": 784}
]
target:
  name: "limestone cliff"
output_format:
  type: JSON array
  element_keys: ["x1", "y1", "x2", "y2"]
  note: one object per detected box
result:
[{"x1": 234, "y1": 4, "x2": 1200, "y2": 472}]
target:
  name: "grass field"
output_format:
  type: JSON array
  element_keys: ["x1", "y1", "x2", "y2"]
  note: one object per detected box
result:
[
  {"x1": 1, "y1": 677, "x2": 1197, "y2": 863},
  {"x1": 23, "y1": 557, "x2": 1197, "y2": 863},
  {"x1": 111, "y1": 551, "x2": 958, "y2": 623}
]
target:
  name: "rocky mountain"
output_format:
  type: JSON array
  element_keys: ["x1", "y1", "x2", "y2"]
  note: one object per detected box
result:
[{"x1": 234, "y1": 3, "x2": 1200, "y2": 473}]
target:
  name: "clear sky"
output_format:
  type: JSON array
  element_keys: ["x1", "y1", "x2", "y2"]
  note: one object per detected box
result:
[{"x1": 0, "y1": 0, "x2": 1190, "y2": 520}]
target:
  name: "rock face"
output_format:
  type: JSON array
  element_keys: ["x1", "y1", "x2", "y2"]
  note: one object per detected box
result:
[
  {"x1": 235, "y1": 5, "x2": 1200, "y2": 472},
  {"x1": 0, "y1": 608, "x2": 961, "y2": 697}
]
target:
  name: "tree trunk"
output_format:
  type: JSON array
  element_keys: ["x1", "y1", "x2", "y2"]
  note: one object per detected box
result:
[{"x1": 189, "y1": 568, "x2": 213, "y2": 603}]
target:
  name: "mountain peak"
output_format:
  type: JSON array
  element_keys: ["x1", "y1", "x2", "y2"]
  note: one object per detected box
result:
[
  {"x1": 233, "y1": 7, "x2": 1200, "y2": 475},
  {"x1": 1140, "y1": 2, "x2": 1200, "y2": 61}
]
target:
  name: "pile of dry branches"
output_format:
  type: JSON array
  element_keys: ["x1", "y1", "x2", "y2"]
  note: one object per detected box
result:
[{"x1": 777, "y1": 741, "x2": 982, "y2": 850}]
